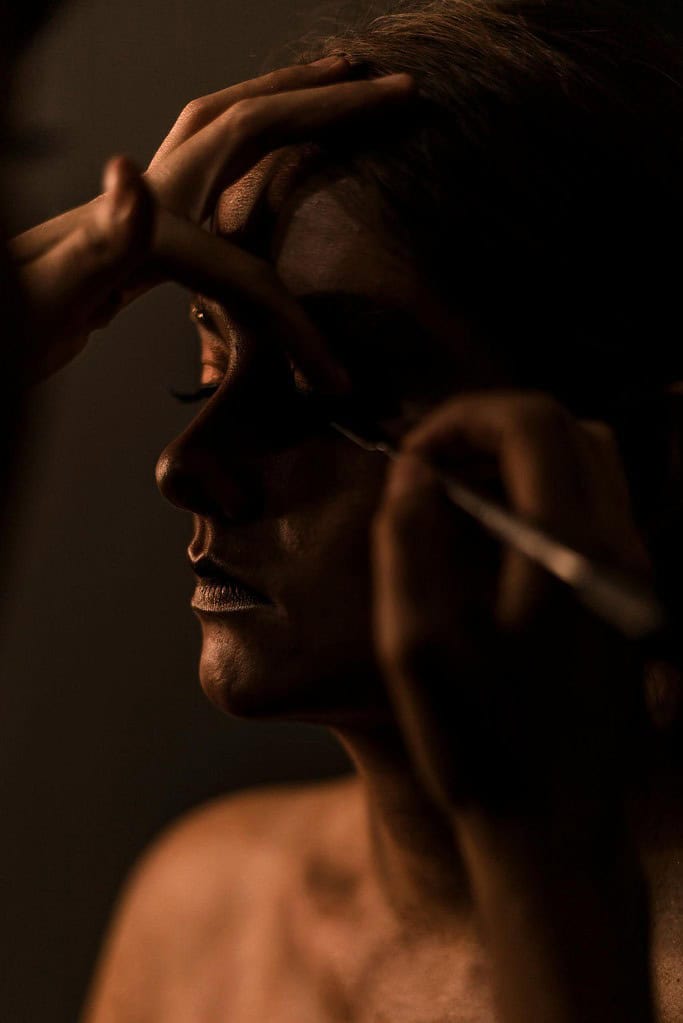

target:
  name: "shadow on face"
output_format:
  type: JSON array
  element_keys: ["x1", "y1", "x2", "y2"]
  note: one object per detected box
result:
[{"x1": 155, "y1": 148, "x2": 506, "y2": 727}]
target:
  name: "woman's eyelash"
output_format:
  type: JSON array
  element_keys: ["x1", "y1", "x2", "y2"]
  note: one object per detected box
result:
[
  {"x1": 190, "y1": 302, "x2": 216, "y2": 331},
  {"x1": 168, "y1": 384, "x2": 220, "y2": 404}
]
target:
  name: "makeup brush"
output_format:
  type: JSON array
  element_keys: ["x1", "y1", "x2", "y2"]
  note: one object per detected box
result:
[{"x1": 329, "y1": 408, "x2": 666, "y2": 643}]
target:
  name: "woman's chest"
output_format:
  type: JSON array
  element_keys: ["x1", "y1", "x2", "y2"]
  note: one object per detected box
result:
[
  {"x1": 265, "y1": 883, "x2": 496, "y2": 1023},
  {"x1": 158, "y1": 893, "x2": 496, "y2": 1023},
  {"x1": 150, "y1": 864, "x2": 682, "y2": 1023}
]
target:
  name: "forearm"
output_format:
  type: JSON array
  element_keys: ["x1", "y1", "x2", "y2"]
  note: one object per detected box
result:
[{"x1": 451, "y1": 807, "x2": 656, "y2": 1023}]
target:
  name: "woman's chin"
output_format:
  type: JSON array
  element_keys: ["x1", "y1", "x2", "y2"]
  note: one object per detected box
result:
[
  {"x1": 195, "y1": 618, "x2": 388, "y2": 724},
  {"x1": 197, "y1": 620, "x2": 283, "y2": 718}
]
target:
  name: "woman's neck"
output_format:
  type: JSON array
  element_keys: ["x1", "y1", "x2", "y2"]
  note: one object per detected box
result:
[
  {"x1": 331, "y1": 718, "x2": 683, "y2": 934},
  {"x1": 331, "y1": 718, "x2": 472, "y2": 928}
]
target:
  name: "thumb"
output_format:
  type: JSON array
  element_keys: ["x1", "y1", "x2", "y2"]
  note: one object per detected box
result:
[
  {"x1": 22, "y1": 158, "x2": 154, "y2": 377},
  {"x1": 90, "y1": 154, "x2": 155, "y2": 284},
  {"x1": 37, "y1": 157, "x2": 153, "y2": 316}
]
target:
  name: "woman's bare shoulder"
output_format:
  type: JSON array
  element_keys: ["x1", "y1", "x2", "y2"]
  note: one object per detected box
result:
[
  {"x1": 148, "y1": 773, "x2": 361, "y2": 879},
  {"x1": 80, "y1": 774, "x2": 359, "y2": 1022},
  {"x1": 145, "y1": 775, "x2": 346, "y2": 853}
]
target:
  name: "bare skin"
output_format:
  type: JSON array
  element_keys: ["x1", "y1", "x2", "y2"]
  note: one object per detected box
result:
[
  {"x1": 81, "y1": 778, "x2": 491, "y2": 1023},
  {"x1": 10, "y1": 47, "x2": 680, "y2": 1023},
  {"x1": 81, "y1": 137, "x2": 682, "y2": 1021},
  {"x1": 81, "y1": 776, "x2": 681, "y2": 1023},
  {"x1": 12, "y1": 57, "x2": 411, "y2": 386}
]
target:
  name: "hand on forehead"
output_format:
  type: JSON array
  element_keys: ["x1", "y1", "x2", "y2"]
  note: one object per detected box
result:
[
  {"x1": 146, "y1": 60, "x2": 415, "y2": 395},
  {"x1": 206, "y1": 155, "x2": 497, "y2": 430},
  {"x1": 212, "y1": 149, "x2": 291, "y2": 240},
  {"x1": 213, "y1": 145, "x2": 415, "y2": 297}
]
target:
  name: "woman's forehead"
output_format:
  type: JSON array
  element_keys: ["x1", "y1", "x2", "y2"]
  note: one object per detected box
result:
[
  {"x1": 210, "y1": 152, "x2": 493, "y2": 407},
  {"x1": 214, "y1": 147, "x2": 416, "y2": 302},
  {"x1": 213, "y1": 150, "x2": 289, "y2": 237}
]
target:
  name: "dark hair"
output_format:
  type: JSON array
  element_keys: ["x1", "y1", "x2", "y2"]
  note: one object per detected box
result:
[
  {"x1": 298, "y1": 0, "x2": 683, "y2": 418},
  {"x1": 294, "y1": 1, "x2": 683, "y2": 741}
]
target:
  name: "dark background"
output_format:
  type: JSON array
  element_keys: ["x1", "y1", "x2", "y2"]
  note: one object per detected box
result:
[{"x1": 0, "y1": 2, "x2": 351, "y2": 1020}]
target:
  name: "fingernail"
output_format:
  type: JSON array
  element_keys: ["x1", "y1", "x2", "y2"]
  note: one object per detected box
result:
[
  {"x1": 102, "y1": 157, "x2": 121, "y2": 195},
  {"x1": 102, "y1": 154, "x2": 139, "y2": 198}
]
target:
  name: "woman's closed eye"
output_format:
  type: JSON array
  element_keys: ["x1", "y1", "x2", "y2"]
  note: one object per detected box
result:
[
  {"x1": 173, "y1": 297, "x2": 387, "y2": 434},
  {"x1": 193, "y1": 301, "x2": 231, "y2": 381},
  {"x1": 171, "y1": 300, "x2": 230, "y2": 404}
]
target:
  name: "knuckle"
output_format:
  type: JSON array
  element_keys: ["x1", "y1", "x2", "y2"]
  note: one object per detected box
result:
[
  {"x1": 176, "y1": 97, "x2": 208, "y2": 132},
  {"x1": 261, "y1": 66, "x2": 298, "y2": 93},
  {"x1": 508, "y1": 392, "x2": 570, "y2": 440},
  {"x1": 225, "y1": 98, "x2": 265, "y2": 138}
]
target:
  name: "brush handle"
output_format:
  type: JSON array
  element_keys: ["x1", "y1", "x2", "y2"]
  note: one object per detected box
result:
[
  {"x1": 331, "y1": 421, "x2": 666, "y2": 640},
  {"x1": 440, "y1": 472, "x2": 664, "y2": 640},
  {"x1": 380, "y1": 439, "x2": 665, "y2": 641}
]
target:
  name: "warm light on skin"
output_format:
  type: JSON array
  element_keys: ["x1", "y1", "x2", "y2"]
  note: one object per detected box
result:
[{"x1": 157, "y1": 147, "x2": 505, "y2": 726}]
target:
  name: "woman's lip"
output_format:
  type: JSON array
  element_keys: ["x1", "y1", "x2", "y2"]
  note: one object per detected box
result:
[
  {"x1": 189, "y1": 553, "x2": 272, "y2": 607},
  {"x1": 191, "y1": 578, "x2": 269, "y2": 613}
]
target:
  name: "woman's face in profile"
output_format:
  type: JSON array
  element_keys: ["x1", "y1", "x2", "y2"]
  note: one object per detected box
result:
[{"x1": 155, "y1": 148, "x2": 490, "y2": 725}]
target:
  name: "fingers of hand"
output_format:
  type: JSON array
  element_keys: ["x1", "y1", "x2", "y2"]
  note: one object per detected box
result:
[
  {"x1": 152, "y1": 210, "x2": 350, "y2": 395},
  {"x1": 19, "y1": 160, "x2": 154, "y2": 376},
  {"x1": 11, "y1": 155, "x2": 154, "y2": 269},
  {"x1": 400, "y1": 391, "x2": 645, "y2": 629},
  {"x1": 404, "y1": 391, "x2": 584, "y2": 527},
  {"x1": 148, "y1": 72, "x2": 414, "y2": 221},
  {"x1": 149, "y1": 56, "x2": 351, "y2": 165},
  {"x1": 376, "y1": 392, "x2": 648, "y2": 809},
  {"x1": 401, "y1": 393, "x2": 577, "y2": 627},
  {"x1": 9, "y1": 202, "x2": 93, "y2": 264},
  {"x1": 60, "y1": 160, "x2": 153, "y2": 300}
]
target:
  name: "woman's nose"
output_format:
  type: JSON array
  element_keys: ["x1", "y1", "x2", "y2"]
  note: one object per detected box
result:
[
  {"x1": 156, "y1": 338, "x2": 320, "y2": 520},
  {"x1": 155, "y1": 416, "x2": 263, "y2": 522}
]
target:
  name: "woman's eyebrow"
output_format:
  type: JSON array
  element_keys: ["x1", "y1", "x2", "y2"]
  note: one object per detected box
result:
[
  {"x1": 297, "y1": 292, "x2": 427, "y2": 356},
  {"x1": 189, "y1": 289, "x2": 427, "y2": 371}
]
